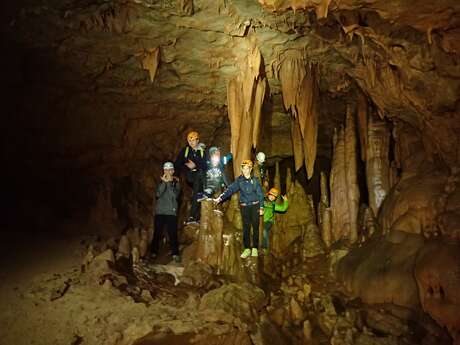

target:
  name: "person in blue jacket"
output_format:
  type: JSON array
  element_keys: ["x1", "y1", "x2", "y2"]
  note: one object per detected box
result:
[{"x1": 215, "y1": 159, "x2": 264, "y2": 258}]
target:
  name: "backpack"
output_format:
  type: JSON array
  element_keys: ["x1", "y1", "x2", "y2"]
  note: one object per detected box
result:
[{"x1": 184, "y1": 146, "x2": 204, "y2": 159}]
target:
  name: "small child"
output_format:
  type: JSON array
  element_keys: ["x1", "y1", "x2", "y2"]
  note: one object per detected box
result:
[
  {"x1": 151, "y1": 162, "x2": 181, "y2": 263},
  {"x1": 198, "y1": 146, "x2": 232, "y2": 201},
  {"x1": 262, "y1": 187, "x2": 289, "y2": 254},
  {"x1": 215, "y1": 160, "x2": 264, "y2": 258}
]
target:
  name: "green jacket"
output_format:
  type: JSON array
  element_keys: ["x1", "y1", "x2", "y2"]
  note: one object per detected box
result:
[{"x1": 263, "y1": 197, "x2": 289, "y2": 223}]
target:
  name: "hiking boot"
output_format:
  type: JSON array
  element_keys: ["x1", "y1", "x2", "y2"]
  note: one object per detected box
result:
[
  {"x1": 251, "y1": 248, "x2": 258, "y2": 257},
  {"x1": 185, "y1": 217, "x2": 199, "y2": 225},
  {"x1": 196, "y1": 193, "x2": 207, "y2": 202},
  {"x1": 240, "y1": 248, "x2": 251, "y2": 259},
  {"x1": 172, "y1": 255, "x2": 181, "y2": 263}
]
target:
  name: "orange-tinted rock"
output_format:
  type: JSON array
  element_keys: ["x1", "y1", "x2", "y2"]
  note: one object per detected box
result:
[{"x1": 415, "y1": 241, "x2": 460, "y2": 340}]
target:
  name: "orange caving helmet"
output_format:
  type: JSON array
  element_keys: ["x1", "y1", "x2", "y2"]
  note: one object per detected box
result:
[
  {"x1": 267, "y1": 187, "x2": 280, "y2": 198},
  {"x1": 241, "y1": 159, "x2": 253, "y2": 168},
  {"x1": 187, "y1": 131, "x2": 199, "y2": 141}
]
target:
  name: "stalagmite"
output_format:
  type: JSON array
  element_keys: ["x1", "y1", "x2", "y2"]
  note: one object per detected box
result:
[
  {"x1": 318, "y1": 171, "x2": 332, "y2": 248},
  {"x1": 139, "y1": 229, "x2": 149, "y2": 257},
  {"x1": 330, "y1": 126, "x2": 348, "y2": 243},
  {"x1": 196, "y1": 200, "x2": 223, "y2": 268},
  {"x1": 344, "y1": 106, "x2": 360, "y2": 243},
  {"x1": 117, "y1": 235, "x2": 131, "y2": 258},
  {"x1": 366, "y1": 112, "x2": 390, "y2": 217},
  {"x1": 322, "y1": 208, "x2": 332, "y2": 248},
  {"x1": 141, "y1": 47, "x2": 160, "y2": 83},
  {"x1": 330, "y1": 106, "x2": 360, "y2": 244},
  {"x1": 357, "y1": 90, "x2": 368, "y2": 162},
  {"x1": 178, "y1": 0, "x2": 193, "y2": 15}
]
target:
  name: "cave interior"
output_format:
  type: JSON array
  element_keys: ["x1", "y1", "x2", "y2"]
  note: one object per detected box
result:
[{"x1": 1, "y1": 0, "x2": 460, "y2": 344}]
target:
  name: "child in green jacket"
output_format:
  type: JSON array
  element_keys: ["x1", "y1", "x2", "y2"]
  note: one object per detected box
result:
[{"x1": 263, "y1": 187, "x2": 289, "y2": 252}]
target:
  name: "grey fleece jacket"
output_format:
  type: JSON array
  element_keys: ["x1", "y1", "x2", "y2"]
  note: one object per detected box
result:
[{"x1": 155, "y1": 180, "x2": 181, "y2": 216}]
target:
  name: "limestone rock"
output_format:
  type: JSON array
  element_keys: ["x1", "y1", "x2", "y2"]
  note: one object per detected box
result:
[
  {"x1": 199, "y1": 283, "x2": 266, "y2": 330},
  {"x1": 289, "y1": 297, "x2": 304, "y2": 324}
]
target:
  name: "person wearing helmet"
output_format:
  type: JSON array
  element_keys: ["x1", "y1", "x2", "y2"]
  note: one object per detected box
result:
[
  {"x1": 262, "y1": 187, "x2": 289, "y2": 254},
  {"x1": 174, "y1": 131, "x2": 207, "y2": 224},
  {"x1": 215, "y1": 159, "x2": 264, "y2": 258},
  {"x1": 254, "y1": 151, "x2": 268, "y2": 191},
  {"x1": 197, "y1": 146, "x2": 232, "y2": 202},
  {"x1": 151, "y1": 161, "x2": 181, "y2": 263}
]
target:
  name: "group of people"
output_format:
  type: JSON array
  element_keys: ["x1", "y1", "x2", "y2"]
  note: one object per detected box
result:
[{"x1": 152, "y1": 130, "x2": 289, "y2": 263}]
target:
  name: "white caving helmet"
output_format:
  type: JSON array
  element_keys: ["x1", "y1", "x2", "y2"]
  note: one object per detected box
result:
[
  {"x1": 163, "y1": 161, "x2": 174, "y2": 170},
  {"x1": 256, "y1": 152, "x2": 266, "y2": 164}
]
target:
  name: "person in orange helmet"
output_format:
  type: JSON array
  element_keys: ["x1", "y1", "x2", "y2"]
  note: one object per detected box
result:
[
  {"x1": 262, "y1": 187, "x2": 289, "y2": 254},
  {"x1": 215, "y1": 159, "x2": 264, "y2": 258},
  {"x1": 174, "y1": 131, "x2": 207, "y2": 224}
]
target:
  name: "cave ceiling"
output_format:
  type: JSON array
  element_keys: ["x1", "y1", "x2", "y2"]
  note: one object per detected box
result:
[{"x1": 3, "y1": 0, "x2": 460, "y2": 172}]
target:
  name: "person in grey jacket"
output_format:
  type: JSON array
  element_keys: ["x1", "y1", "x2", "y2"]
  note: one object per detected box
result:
[{"x1": 151, "y1": 161, "x2": 181, "y2": 262}]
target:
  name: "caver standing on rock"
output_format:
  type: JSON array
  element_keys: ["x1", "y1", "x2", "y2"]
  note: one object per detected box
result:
[
  {"x1": 262, "y1": 187, "x2": 289, "y2": 255},
  {"x1": 215, "y1": 160, "x2": 264, "y2": 258},
  {"x1": 151, "y1": 161, "x2": 181, "y2": 263},
  {"x1": 174, "y1": 131, "x2": 207, "y2": 224},
  {"x1": 197, "y1": 146, "x2": 232, "y2": 202}
]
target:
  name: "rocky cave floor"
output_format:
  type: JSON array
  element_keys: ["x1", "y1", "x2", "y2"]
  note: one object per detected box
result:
[{"x1": 0, "y1": 226, "x2": 453, "y2": 345}]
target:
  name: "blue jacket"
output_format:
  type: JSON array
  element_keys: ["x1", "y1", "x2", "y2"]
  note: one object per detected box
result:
[{"x1": 219, "y1": 175, "x2": 264, "y2": 208}]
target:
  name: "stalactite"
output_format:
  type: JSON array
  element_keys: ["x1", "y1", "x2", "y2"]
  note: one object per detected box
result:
[
  {"x1": 366, "y1": 112, "x2": 390, "y2": 217},
  {"x1": 252, "y1": 79, "x2": 267, "y2": 148},
  {"x1": 357, "y1": 90, "x2": 368, "y2": 162},
  {"x1": 278, "y1": 51, "x2": 306, "y2": 115},
  {"x1": 291, "y1": 117, "x2": 305, "y2": 172},
  {"x1": 279, "y1": 53, "x2": 319, "y2": 179},
  {"x1": 227, "y1": 46, "x2": 266, "y2": 177},
  {"x1": 141, "y1": 47, "x2": 160, "y2": 83},
  {"x1": 286, "y1": 167, "x2": 292, "y2": 192},
  {"x1": 344, "y1": 106, "x2": 360, "y2": 243},
  {"x1": 227, "y1": 78, "x2": 243, "y2": 162},
  {"x1": 274, "y1": 160, "x2": 281, "y2": 191},
  {"x1": 297, "y1": 64, "x2": 319, "y2": 179}
]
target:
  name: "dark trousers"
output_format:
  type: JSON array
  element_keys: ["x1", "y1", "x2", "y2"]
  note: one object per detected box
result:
[
  {"x1": 241, "y1": 204, "x2": 260, "y2": 249},
  {"x1": 152, "y1": 214, "x2": 179, "y2": 255},
  {"x1": 186, "y1": 170, "x2": 204, "y2": 220},
  {"x1": 262, "y1": 221, "x2": 273, "y2": 249}
]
